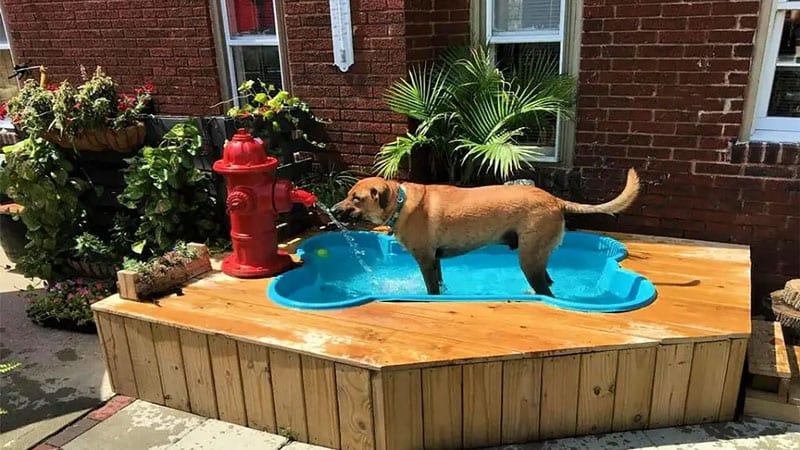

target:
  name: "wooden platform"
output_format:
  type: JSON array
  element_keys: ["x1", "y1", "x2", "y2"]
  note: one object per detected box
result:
[{"x1": 93, "y1": 231, "x2": 752, "y2": 449}]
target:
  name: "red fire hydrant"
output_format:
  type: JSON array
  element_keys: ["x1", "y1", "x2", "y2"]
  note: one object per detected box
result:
[{"x1": 213, "y1": 129, "x2": 317, "y2": 278}]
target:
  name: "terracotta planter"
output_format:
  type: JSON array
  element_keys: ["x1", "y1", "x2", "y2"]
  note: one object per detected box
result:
[{"x1": 43, "y1": 121, "x2": 146, "y2": 153}]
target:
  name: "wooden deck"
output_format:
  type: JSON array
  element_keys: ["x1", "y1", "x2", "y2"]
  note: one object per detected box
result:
[{"x1": 93, "y1": 230, "x2": 752, "y2": 449}]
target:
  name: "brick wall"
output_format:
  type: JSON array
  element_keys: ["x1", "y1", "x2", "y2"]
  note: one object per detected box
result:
[
  {"x1": 405, "y1": 0, "x2": 470, "y2": 64},
  {"x1": 1, "y1": 0, "x2": 222, "y2": 115},
  {"x1": 562, "y1": 0, "x2": 799, "y2": 302},
  {"x1": 282, "y1": 0, "x2": 410, "y2": 171}
]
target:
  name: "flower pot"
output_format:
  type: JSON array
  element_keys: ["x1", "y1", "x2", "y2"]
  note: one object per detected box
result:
[
  {"x1": 42, "y1": 121, "x2": 146, "y2": 153},
  {"x1": 0, "y1": 210, "x2": 27, "y2": 263},
  {"x1": 66, "y1": 259, "x2": 119, "y2": 280},
  {"x1": 104, "y1": 122, "x2": 146, "y2": 152}
]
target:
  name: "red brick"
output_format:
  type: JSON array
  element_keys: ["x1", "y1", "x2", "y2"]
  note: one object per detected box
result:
[
  {"x1": 709, "y1": 30, "x2": 754, "y2": 44},
  {"x1": 603, "y1": 18, "x2": 639, "y2": 31},
  {"x1": 695, "y1": 162, "x2": 742, "y2": 176},
  {"x1": 615, "y1": 5, "x2": 661, "y2": 17},
  {"x1": 637, "y1": 44, "x2": 684, "y2": 58},
  {"x1": 662, "y1": 3, "x2": 712, "y2": 17},
  {"x1": 614, "y1": 31, "x2": 658, "y2": 44},
  {"x1": 88, "y1": 395, "x2": 135, "y2": 421},
  {"x1": 641, "y1": 17, "x2": 687, "y2": 30}
]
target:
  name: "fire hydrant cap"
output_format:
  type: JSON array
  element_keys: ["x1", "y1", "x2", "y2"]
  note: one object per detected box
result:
[{"x1": 213, "y1": 128, "x2": 278, "y2": 173}]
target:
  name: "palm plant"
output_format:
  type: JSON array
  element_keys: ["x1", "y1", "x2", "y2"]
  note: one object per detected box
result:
[{"x1": 375, "y1": 45, "x2": 576, "y2": 185}]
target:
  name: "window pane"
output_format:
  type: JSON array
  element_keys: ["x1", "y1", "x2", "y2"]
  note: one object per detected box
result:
[
  {"x1": 227, "y1": 0, "x2": 276, "y2": 36},
  {"x1": 0, "y1": 20, "x2": 7, "y2": 46},
  {"x1": 768, "y1": 10, "x2": 800, "y2": 117},
  {"x1": 495, "y1": 42, "x2": 560, "y2": 152},
  {"x1": 767, "y1": 66, "x2": 800, "y2": 117},
  {"x1": 233, "y1": 46, "x2": 282, "y2": 90},
  {"x1": 494, "y1": 0, "x2": 561, "y2": 34}
]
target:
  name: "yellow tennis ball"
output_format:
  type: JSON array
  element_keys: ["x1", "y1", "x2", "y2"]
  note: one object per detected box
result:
[{"x1": 316, "y1": 248, "x2": 329, "y2": 258}]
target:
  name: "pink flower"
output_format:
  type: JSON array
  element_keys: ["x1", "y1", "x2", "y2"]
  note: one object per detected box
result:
[
  {"x1": 95, "y1": 283, "x2": 103, "y2": 289},
  {"x1": 144, "y1": 82, "x2": 154, "y2": 93},
  {"x1": 67, "y1": 293, "x2": 74, "y2": 300},
  {"x1": 76, "y1": 278, "x2": 84, "y2": 285}
]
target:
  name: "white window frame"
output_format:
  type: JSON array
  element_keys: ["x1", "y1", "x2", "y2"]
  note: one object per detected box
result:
[
  {"x1": 750, "y1": 0, "x2": 800, "y2": 142},
  {"x1": 485, "y1": 0, "x2": 568, "y2": 163},
  {"x1": 218, "y1": 0, "x2": 286, "y2": 107},
  {"x1": 0, "y1": 5, "x2": 14, "y2": 130}
]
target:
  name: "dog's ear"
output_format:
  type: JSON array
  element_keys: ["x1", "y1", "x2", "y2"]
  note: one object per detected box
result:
[{"x1": 371, "y1": 185, "x2": 390, "y2": 210}]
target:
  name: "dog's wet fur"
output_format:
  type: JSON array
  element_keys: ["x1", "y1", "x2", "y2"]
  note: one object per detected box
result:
[{"x1": 331, "y1": 169, "x2": 640, "y2": 297}]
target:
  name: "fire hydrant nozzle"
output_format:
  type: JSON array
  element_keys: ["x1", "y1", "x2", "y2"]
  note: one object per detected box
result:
[{"x1": 213, "y1": 128, "x2": 315, "y2": 278}]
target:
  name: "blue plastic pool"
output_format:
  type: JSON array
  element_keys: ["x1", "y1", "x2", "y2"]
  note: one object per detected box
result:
[{"x1": 267, "y1": 231, "x2": 657, "y2": 313}]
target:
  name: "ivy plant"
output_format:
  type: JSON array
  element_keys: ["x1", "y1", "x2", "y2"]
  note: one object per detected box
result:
[
  {"x1": 117, "y1": 121, "x2": 219, "y2": 258},
  {"x1": 0, "y1": 138, "x2": 88, "y2": 280}
]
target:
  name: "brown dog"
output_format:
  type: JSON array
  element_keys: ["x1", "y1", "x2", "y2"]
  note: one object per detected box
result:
[{"x1": 331, "y1": 169, "x2": 640, "y2": 297}]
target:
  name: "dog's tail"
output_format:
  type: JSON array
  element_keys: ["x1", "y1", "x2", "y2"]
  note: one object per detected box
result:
[{"x1": 561, "y1": 168, "x2": 640, "y2": 215}]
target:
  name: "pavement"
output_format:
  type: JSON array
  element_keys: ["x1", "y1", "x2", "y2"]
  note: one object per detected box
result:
[
  {"x1": 21, "y1": 397, "x2": 800, "y2": 450},
  {"x1": 0, "y1": 244, "x2": 113, "y2": 450}
]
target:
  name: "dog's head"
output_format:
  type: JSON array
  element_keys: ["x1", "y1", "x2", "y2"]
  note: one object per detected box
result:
[{"x1": 331, "y1": 177, "x2": 393, "y2": 224}]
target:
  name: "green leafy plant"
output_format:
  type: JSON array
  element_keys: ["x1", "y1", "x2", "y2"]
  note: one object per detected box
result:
[
  {"x1": 25, "y1": 278, "x2": 115, "y2": 330},
  {"x1": 117, "y1": 121, "x2": 219, "y2": 258},
  {"x1": 72, "y1": 232, "x2": 118, "y2": 264},
  {"x1": 1, "y1": 66, "x2": 153, "y2": 139},
  {"x1": 376, "y1": 45, "x2": 576, "y2": 185},
  {"x1": 297, "y1": 168, "x2": 358, "y2": 208},
  {"x1": 0, "y1": 138, "x2": 88, "y2": 280},
  {"x1": 225, "y1": 80, "x2": 328, "y2": 155},
  {"x1": 121, "y1": 242, "x2": 200, "y2": 300}
]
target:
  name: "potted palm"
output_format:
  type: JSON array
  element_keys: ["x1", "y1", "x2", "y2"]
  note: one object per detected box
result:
[{"x1": 375, "y1": 45, "x2": 576, "y2": 186}]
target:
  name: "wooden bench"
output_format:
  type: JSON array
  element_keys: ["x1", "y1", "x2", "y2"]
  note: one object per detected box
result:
[{"x1": 743, "y1": 320, "x2": 800, "y2": 423}]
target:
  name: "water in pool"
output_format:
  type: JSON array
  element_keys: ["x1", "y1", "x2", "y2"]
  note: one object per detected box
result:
[{"x1": 268, "y1": 231, "x2": 657, "y2": 313}]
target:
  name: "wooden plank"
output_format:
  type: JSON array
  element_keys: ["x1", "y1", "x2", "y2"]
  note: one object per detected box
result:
[
  {"x1": 613, "y1": 347, "x2": 656, "y2": 431},
  {"x1": 462, "y1": 362, "x2": 503, "y2": 448},
  {"x1": 208, "y1": 335, "x2": 247, "y2": 426},
  {"x1": 422, "y1": 365, "x2": 462, "y2": 450},
  {"x1": 122, "y1": 319, "x2": 164, "y2": 406},
  {"x1": 238, "y1": 341, "x2": 277, "y2": 432},
  {"x1": 270, "y1": 348, "x2": 308, "y2": 442},
  {"x1": 372, "y1": 370, "x2": 423, "y2": 450},
  {"x1": 577, "y1": 351, "x2": 618, "y2": 435},
  {"x1": 501, "y1": 358, "x2": 542, "y2": 444},
  {"x1": 539, "y1": 355, "x2": 580, "y2": 440},
  {"x1": 684, "y1": 340, "x2": 731, "y2": 424},
  {"x1": 719, "y1": 338, "x2": 748, "y2": 421},
  {"x1": 179, "y1": 330, "x2": 218, "y2": 418},
  {"x1": 151, "y1": 323, "x2": 190, "y2": 411},
  {"x1": 649, "y1": 343, "x2": 694, "y2": 428},
  {"x1": 95, "y1": 313, "x2": 137, "y2": 397},
  {"x1": 748, "y1": 320, "x2": 791, "y2": 379},
  {"x1": 302, "y1": 356, "x2": 340, "y2": 449},
  {"x1": 335, "y1": 364, "x2": 375, "y2": 450},
  {"x1": 743, "y1": 389, "x2": 800, "y2": 424}
]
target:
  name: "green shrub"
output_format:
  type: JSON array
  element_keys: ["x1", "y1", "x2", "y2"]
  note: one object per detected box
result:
[{"x1": 25, "y1": 278, "x2": 115, "y2": 329}]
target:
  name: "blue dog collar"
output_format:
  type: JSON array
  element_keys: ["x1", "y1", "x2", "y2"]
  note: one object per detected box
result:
[{"x1": 385, "y1": 185, "x2": 406, "y2": 233}]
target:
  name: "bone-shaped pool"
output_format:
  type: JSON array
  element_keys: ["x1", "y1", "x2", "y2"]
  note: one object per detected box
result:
[{"x1": 267, "y1": 231, "x2": 657, "y2": 313}]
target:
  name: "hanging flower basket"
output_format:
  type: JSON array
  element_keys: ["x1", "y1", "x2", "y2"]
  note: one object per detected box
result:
[{"x1": 42, "y1": 122, "x2": 146, "y2": 153}]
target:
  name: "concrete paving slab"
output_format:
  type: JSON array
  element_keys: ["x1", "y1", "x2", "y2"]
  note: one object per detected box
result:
[
  {"x1": 166, "y1": 419, "x2": 288, "y2": 450},
  {"x1": 0, "y1": 244, "x2": 113, "y2": 450},
  {"x1": 43, "y1": 416, "x2": 99, "y2": 447},
  {"x1": 644, "y1": 416, "x2": 800, "y2": 449},
  {"x1": 62, "y1": 401, "x2": 205, "y2": 450},
  {"x1": 481, "y1": 430, "x2": 656, "y2": 450},
  {"x1": 282, "y1": 442, "x2": 334, "y2": 450}
]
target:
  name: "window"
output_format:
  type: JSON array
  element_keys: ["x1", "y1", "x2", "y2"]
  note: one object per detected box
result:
[
  {"x1": 485, "y1": 0, "x2": 567, "y2": 162},
  {"x1": 218, "y1": 0, "x2": 284, "y2": 104},
  {"x1": 750, "y1": 1, "x2": 800, "y2": 142},
  {"x1": 0, "y1": 6, "x2": 16, "y2": 129}
]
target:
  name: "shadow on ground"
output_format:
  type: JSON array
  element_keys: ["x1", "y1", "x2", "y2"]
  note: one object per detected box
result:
[{"x1": 0, "y1": 248, "x2": 113, "y2": 450}]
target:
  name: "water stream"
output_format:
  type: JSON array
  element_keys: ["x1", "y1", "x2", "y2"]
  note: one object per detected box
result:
[{"x1": 314, "y1": 203, "x2": 374, "y2": 274}]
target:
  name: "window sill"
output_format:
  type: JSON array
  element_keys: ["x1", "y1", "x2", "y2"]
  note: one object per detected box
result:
[{"x1": 749, "y1": 129, "x2": 800, "y2": 143}]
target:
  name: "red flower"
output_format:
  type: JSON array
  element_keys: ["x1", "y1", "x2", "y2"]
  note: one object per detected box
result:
[
  {"x1": 13, "y1": 114, "x2": 22, "y2": 124},
  {"x1": 144, "y1": 82, "x2": 154, "y2": 93},
  {"x1": 134, "y1": 87, "x2": 142, "y2": 95},
  {"x1": 46, "y1": 84, "x2": 58, "y2": 91},
  {"x1": 73, "y1": 102, "x2": 81, "y2": 109},
  {"x1": 0, "y1": 101, "x2": 7, "y2": 120}
]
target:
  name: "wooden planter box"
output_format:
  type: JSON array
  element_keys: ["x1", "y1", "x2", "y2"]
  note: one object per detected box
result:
[{"x1": 117, "y1": 243, "x2": 212, "y2": 301}]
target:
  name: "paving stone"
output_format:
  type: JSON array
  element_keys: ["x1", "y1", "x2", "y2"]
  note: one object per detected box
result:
[
  {"x1": 87, "y1": 395, "x2": 135, "y2": 421},
  {"x1": 540, "y1": 431, "x2": 657, "y2": 449},
  {"x1": 282, "y1": 442, "x2": 333, "y2": 450},
  {"x1": 30, "y1": 444, "x2": 59, "y2": 450},
  {"x1": 166, "y1": 419, "x2": 288, "y2": 450},
  {"x1": 44, "y1": 416, "x2": 99, "y2": 447},
  {"x1": 61, "y1": 400, "x2": 205, "y2": 450}
]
